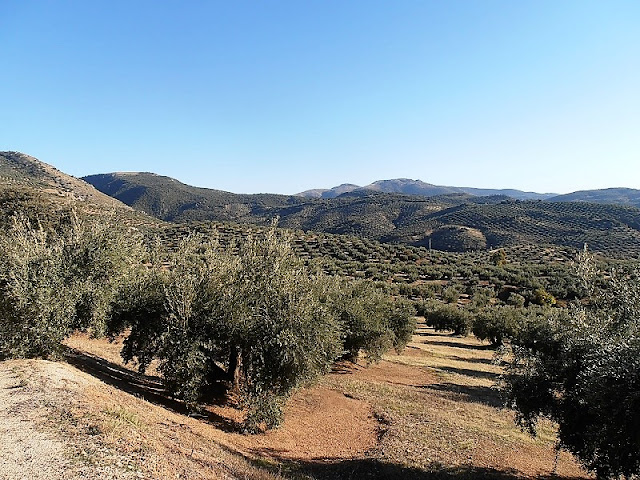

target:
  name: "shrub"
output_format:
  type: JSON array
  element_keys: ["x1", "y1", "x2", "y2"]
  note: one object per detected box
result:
[
  {"x1": 506, "y1": 292, "x2": 526, "y2": 308},
  {"x1": 332, "y1": 280, "x2": 396, "y2": 362},
  {"x1": 386, "y1": 297, "x2": 417, "y2": 353},
  {"x1": 442, "y1": 285, "x2": 461, "y2": 304},
  {"x1": 531, "y1": 287, "x2": 556, "y2": 307},
  {"x1": 471, "y1": 305, "x2": 523, "y2": 347}
]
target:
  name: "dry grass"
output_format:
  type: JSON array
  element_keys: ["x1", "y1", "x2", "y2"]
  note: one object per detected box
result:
[{"x1": 320, "y1": 322, "x2": 591, "y2": 479}]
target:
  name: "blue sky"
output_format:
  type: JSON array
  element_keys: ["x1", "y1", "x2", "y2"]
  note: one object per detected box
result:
[{"x1": 1, "y1": 1, "x2": 639, "y2": 194}]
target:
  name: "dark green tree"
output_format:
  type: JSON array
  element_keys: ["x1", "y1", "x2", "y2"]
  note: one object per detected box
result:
[{"x1": 504, "y1": 250, "x2": 640, "y2": 479}]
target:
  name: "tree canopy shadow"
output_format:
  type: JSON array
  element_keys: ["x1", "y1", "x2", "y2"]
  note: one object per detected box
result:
[
  {"x1": 437, "y1": 365, "x2": 500, "y2": 381},
  {"x1": 422, "y1": 383, "x2": 504, "y2": 408},
  {"x1": 63, "y1": 347, "x2": 241, "y2": 432},
  {"x1": 246, "y1": 456, "x2": 586, "y2": 480},
  {"x1": 451, "y1": 355, "x2": 503, "y2": 366},
  {"x1": 419, "y1": 338, "x2": 494, "y2": 351}
]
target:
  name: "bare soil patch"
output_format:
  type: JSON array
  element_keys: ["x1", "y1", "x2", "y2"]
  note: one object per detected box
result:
[{"x1": 230, "y1": 387, "x2": 377, "y2": 461}]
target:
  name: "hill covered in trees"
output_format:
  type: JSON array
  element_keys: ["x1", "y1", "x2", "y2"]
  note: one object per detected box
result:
[
  {"x1": 3, "y1": 152, "x2": 639, "y2": 258},
  {"x1": 549, "y1": 187, "x2": 640, "y2": 208},
  {"x1": 84, "y1": 171, "x2": 640, "y2": 258}
]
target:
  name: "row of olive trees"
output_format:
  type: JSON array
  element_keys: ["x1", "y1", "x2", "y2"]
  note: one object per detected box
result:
[
  {"x1": 0, "y1": 215, "x2": 415, "y2": 431},
  {"x1": 109, "y1": 229, "x2": 415, "y2": 431},
  {"x1": 419, "y1": 250, "x2": 640, "y2": 479}
]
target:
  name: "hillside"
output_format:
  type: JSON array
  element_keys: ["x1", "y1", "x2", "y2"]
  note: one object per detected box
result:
[
  {"x1": 84, "y1": 172, "x2": 640, "y2": 257},
  {"x1": 0, "y1": 152, "x2": 130, "y2": 209},
  {"x1": 549, "y1": 187, "x2": 640, "y2": 208},
  {"x1": 0, "y1": 152, "x2": 158, "y2": 229},
  {"x1": 298, "y1": 178, "x2": 555, "y2": 200},
  {"x1": 83, "y1": 172, "x2": 306, "y2": 223}
]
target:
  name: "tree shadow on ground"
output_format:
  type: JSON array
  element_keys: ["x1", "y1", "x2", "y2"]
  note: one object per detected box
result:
[
  {"x1": 331, "y1": 360, "x2": 364, "y2": 375},
  {"x1": 421, "y1": 383, "x2": 504, "y2": 408},
  {"x1": 451, "y1": 355, "x2": 502, "y2": 366},
  {"x1": 418, "y1": 338, "x2": 494, "y2": 351},
  {"x1": 246, "y1": 455, "x2": 586, "y2": 480},
  {"x1": 437, "y1": 365, "x2": 500, "y2": 381},
  {"x1": 63, "y1": 348, "x2": 241, "y2": 432}
]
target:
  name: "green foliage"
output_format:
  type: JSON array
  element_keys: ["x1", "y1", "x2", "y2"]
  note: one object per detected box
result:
[
  {"x1": 386, "y1": 298, "x2": 417, "y2": 353},
  {"x1": 331, "y1": 280, "x2": 415, "y2": 362},
  {"x1": 531, "y1": 287, "x2": 556, "y2": 307},
  {"x1": 425, "y1": 303, "x2": 471, "y2": 336},
  {"x1": 506, "y1": 292, "x2": 526, "y2": 308},
  {"x1": 113, "y1": 228, "x2": 416, "y2": 430},
  {"x1": 0, "y1": 213, "x2": 142, "y2": 359},
  {"x1": 491, "y1": 249, "x2": 507, "y2": 266},
  {"x1": 0, "y1": 216, "x2": 75, "y2": 358},
  {"x1": 332, "y1": 280, "x2": 393, "y2": 362},
  {"x1": 114, "y1": 229, "x2": 348, "y2": 428},
  {"x1": 504, "y1": 252, "x2": 640, "y2": 479},
  {"x1": 470, "y1": 287, "x2": 494, "y2": 308},
  {"x1": 471, "y1": 305, "x2": 523, "y2": 347},
  {"x1": 229, "y1": 229, "x2": 344, "y2": 414},
  {"x1": 442, "y1": 285, "x2": 461, "y2": 304}
]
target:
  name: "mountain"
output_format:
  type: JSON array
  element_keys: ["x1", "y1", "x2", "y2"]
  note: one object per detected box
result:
[
  {"x1": 549, "y1": 188, "x2": 640, "y2": 209},
  {"x1": 84, "y1": 171, "x2": 640, "y2": 257},
  {"x1": 0, "y1": 151, "x2": 157, "y2": 228},
  {"x1": 298, "y1": 178, "x2": 555, "y2": 201},
  {"x1": 82, "y1": 172, "x2": 307, "y2": 223},
  {"x1": 298, "y1": 183, "x2": 360, "y2": 198}
]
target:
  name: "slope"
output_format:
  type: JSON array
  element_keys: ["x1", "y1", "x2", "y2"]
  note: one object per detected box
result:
[
  {"x1": 83, "y1": 172, "x2": 306, "y2": 223},
  {"x1": 549, "y1": 188, "x2": 640, "y2": 208},
  {"x1": 1, "y1": 325, "x2": 589, "y2": 479},
  {"x1": 0, "y1": 152, "x2": 160, "y2": 229}
]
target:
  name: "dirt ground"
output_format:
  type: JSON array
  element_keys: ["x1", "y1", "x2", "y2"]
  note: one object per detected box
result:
[{"x1": 0, "y1": 324, "x2": 594, "y2": 479}]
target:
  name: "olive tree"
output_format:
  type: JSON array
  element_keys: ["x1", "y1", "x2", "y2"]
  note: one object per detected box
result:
[
  {"x1": 504, "y1": 250, "x2": 640, "y2": 479},
  {"x1": 113, "y1": 230, "x2": 344, "y2": 430},
  {"x1": 0, "y1": 212, "x2": 142, "y2": 359},
  {"x1": 113, "y1": 227, "x2": 416, "y2": 432}
]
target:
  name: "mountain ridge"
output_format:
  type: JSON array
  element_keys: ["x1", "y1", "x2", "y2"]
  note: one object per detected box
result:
[{"x1": 298, "y1": 178, "x2": 557, "y2": 201}]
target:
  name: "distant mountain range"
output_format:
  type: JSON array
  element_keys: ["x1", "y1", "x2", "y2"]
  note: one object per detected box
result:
[
  {"x1": 2, "y1": 151, "x2": 639, "y2": 257},
  {"x1": 298, "y1": 178, "x2": 557, "y2": 201},
  {"x1": 299, "y1": 178, "x2": 640, "y2": 209}
]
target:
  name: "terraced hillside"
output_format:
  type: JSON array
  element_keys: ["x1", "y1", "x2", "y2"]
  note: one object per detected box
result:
[{"x1": 550, "y1": 187, "x2": 640, "y2": 208}]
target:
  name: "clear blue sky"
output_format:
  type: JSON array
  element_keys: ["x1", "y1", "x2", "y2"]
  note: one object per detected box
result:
[{"x1": 1, "y1": 1, "x2": 639, "y2": 194}]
